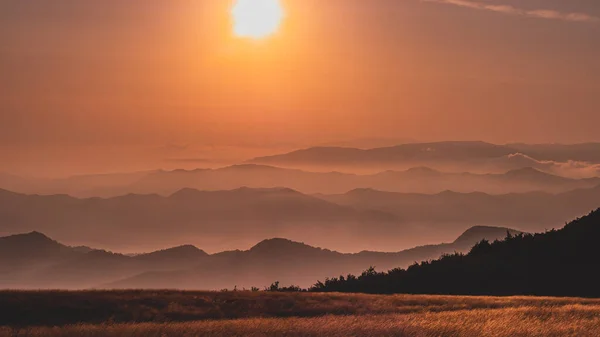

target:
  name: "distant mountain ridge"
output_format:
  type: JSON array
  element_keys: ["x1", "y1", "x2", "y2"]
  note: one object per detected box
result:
[
  {"x1": 0, "y1": 186, "x2": 402, "y2": 253},
  {"x1": 250, "y1": 141, "x2": 514, "y2": 164},
  {"x1": 317, "y1": 185, "x2": 600, "y2": 230},
  {"x1": 1, "y1": 185, "x2": 600, "y2": 253},
  {"x1": 2, "y1": 164, "x2": 598, "y2": 198},
  {"x1": 251, "y1": 141, "x2": 600, "y2": 164},
  {"x1": 0, "y1": 226, "x2": 523, "y2": 290},
  {"x1": 2, "y1": 141, "x2": 600, "y2": 198},
  {"x1": 248, "y1": 141, "x2": 600, "y2": 175},
  {"x1": 124, "y1": 165, "x2": 600, "y2": 195}
]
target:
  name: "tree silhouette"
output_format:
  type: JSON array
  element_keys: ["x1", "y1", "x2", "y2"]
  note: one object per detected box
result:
[{"x1": 308, "y1": 209, "x2": 600, "y2": 297}]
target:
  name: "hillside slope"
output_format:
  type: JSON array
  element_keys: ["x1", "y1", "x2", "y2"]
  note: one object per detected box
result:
[
  {"x1": 0, "y1": 226, "x2": 520, "y2": 290},
  {"x1": 312, "y1": 209, "x2": 600, "y2": 297}
]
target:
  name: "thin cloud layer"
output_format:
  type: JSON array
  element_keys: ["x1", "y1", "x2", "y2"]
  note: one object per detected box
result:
[
  {"x1": 506, "y1": 153, "x2": 600, "y2": 178},
  {"x1": 426, "y1": 0, "x2": 600, "y2": 23}
]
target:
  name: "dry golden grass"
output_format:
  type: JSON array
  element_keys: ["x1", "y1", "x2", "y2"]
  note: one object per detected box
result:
[
  {"x1": 2, "y1": 292, "x2": 600, "y2": 336},
  {"x1": 3, "y1": 304, "x2": 600, "y2": 337},
  {"x1": 4, "y1": 290, "x2": 600, "y2": 325}
]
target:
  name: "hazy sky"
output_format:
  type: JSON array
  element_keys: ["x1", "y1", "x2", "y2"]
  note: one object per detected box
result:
[{"x1": 1, "y1": 0, "x2": 599, "y2": 175}]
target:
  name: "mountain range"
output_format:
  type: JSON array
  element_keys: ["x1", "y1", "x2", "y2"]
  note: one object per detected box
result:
[
  {"x1": 0, "y1": 226, "x2": 522, "y2": 290},
  {"x1": 1, "y1": 164, "x2": 598, "y2": 198},
  {"x1": 248, "y1": 141, "x2": 600, "y2": 176},
  {"x1": 1, "y1": 185, "x2": 598, "y2": 253},
  {"x1": 99, "y1": 165, "x2": 599, "y2": 195},
  {"x1": 317, "y1": 185, "x2": 600, "y2": 229},
  {"x1": 0, "y1": 186, "x2": 399, "y2": 253}
]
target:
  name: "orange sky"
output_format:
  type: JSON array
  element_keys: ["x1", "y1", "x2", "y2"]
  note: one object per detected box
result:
[{"x1": 1, "y1": 0, "x2": 599, "y2": 176}]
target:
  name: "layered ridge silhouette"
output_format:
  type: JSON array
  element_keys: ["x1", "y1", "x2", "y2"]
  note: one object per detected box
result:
[
  {"x1": 0, "y1": 226, "x2": 521, "y2": 290},
  {"x1": 1, "y1": 184, "x2": 599, "y2": 253},
  {"x1": 249, "y1": 141, "x2": 600, "y2": 175},
  {"x1": 2, "y1": 164, "x2": 599, "y2": 198},
  {"x1": 317, "y1": 185, "x2": 600, "y2": 228},
  {"x1": 0, "y1": 187, "x2": 400, "y2": 253}
]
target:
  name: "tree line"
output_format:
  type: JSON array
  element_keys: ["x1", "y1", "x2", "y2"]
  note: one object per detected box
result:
[{"x1": 269, "y1": 209, "x2": 600, "y2": 297}]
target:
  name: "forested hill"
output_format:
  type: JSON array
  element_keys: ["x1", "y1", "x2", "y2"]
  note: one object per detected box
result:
[{"x1": 311, "y1": 209, "x2": 600, "y2": 298}]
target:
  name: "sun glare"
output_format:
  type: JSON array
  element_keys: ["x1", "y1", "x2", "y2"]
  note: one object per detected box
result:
[{"x1": 232, "y1": 0, "x2": 284, "y2": 39}]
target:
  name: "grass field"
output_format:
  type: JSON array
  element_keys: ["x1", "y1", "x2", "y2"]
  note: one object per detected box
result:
[{"x1": 2, "y1": 291, "x2": 600, "y2": 336}]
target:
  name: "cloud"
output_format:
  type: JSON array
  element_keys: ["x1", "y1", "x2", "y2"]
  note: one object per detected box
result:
[
  {"x1": 425, "y1": 0, "x2": 600, "y2": 23},
  {"x1": 506, "y1": 153, "x2": 600, "y2": 178}
]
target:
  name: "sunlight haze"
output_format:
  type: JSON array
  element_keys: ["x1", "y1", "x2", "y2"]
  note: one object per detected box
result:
[
  {"x1": 1, "y1": 0, "x2": 599, "y2": 174},
  {"x1": 232, "y1": 0, "x2": 284, "y2": 39},
  {"x1": 2, "y1": 2, "x2": 600, "y2": 331}
]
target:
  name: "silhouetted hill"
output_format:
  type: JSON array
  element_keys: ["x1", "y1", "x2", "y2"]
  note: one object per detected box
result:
[
  {"x1": 0, "y1": 231, "x2": 72, "y2": 261},
  {"x1": 0, "y1": 226, "x2": 522, "y2": 290},
  {"x1": 0, "y1": 235, "x2": 206, "y2": 289},
  {"x1": 453, "y1": 226, "x2": 522, "y2": 247},
  {"x1": 135, "y1": 245, "x2": 208, "y2": 261},
  {"x1": 106, "y1": 225, "x2": 522, "y2": 290},
  {"x1": 0, "y1": 231, "x2": 94, "y2": 286},
  {"x1": 248, "y1": 238, "x2": 335, "y2": 257},
  {"x1": 311, "y1": 210, "x2": 600, "y2": 297}
]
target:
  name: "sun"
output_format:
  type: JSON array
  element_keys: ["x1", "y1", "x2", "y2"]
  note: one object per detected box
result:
[{"x1": 232, "y1": 0, "x2": 284, "y2": 39}]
